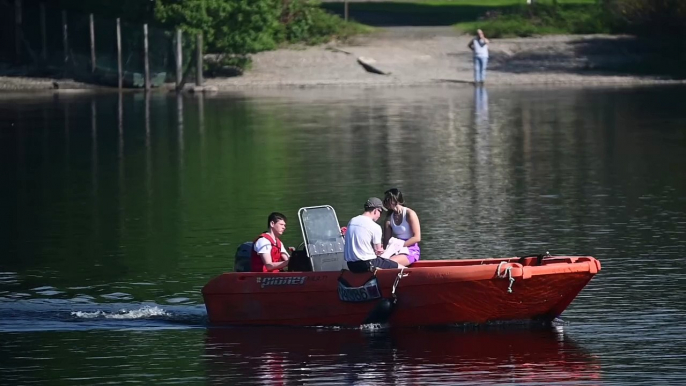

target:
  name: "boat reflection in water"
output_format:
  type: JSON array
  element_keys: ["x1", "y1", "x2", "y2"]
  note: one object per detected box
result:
[{"x1": 204, "y1": 326, "x2": 601, "y2": 385}]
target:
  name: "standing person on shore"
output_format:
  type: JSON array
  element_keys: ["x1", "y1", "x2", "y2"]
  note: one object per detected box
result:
[{"x1": 468, "y1": 29, "x2": 490, "y2": 84}]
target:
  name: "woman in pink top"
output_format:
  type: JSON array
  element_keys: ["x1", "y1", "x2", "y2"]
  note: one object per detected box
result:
[{"x1": 382, "y1": 188, "x2": 422, "y2": 267}]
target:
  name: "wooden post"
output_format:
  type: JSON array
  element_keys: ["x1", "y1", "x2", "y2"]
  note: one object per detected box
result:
[
  {"x1": 145, "y1": 90, "x2": 150, "y2": 142},
  {"x1": 344, "y1": 1, "x2": 349, "y2": 22},
  {"x1": 116, "y1": 18, "x2": 122, "y2": 90},
  {"x1": 195, "y1": 33, "x2": 203, "y2": 87},
  {"x1": 40, "y1": 3, "x2": 46, "y2": 61},
  {"x1": 143, "y1": 24, "x2": 150, "y2": 90},
  {"x1": 198, "y1": 92, "x2": 204, "y2": 135},
  {"x1": 90, "y1": 14, "x2": 96, "y2": 72},
  {"x1": 62, "y1": 10, "x2": 68, "y2": 64},
  {"x1": 176, "y1": 92, "x2": 184, "y2": 155},
  {"x1": 118, "y1": 92, "x2": 123, "y2": 150},
  {"x1": 176, "y1": 29, "x2": 183, "y2": 91},
  {"x1": 91, "y1": 99, "x2": 98, "y2": 197},
  {"x1": 15, "y1": 0, "x2": 22, "y2": 63}
]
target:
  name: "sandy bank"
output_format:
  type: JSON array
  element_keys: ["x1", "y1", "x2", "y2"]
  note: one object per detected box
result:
[{"x1": 2, "y1": 27, "x2": 684, "y2": 91}]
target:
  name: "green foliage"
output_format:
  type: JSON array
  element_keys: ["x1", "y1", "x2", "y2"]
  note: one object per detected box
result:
[
  {"x1": 603, "y1": 0, "x2": 686, "y2": 65},
  {"x1": 152, "y1": 0, "x2": 366, "y2": 68},
  {"x1": 604, "y1": 0, "x2": 686, "y2": 36},
  {"x1": 278, "y1": 0, "x2": 372, "y2": 45},
  {"x1": 456, "y1": 3, "x2": 610, "y2": 38},
  {"x1": 23, "y1": 0, "x2": 154, "y2": 21},
  {"x1": 154, "y1": 0, "x2": 281, "y2": 55}
]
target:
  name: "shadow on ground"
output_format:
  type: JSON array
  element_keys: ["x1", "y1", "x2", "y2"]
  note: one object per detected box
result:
[
  {"x1": 490, "y1": 36, "x2": 686, "y2": 79},
  {"x1": 322, "y1": 2, "x2": 513, "y2": 26}
]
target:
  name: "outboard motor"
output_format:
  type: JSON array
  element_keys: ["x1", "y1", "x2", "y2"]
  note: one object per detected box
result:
[
  {"x1": 234, "y1": 242, "x2": 253, "y2": 272},
  {"x1": 363, "y1": 297, "x2": 397, "y2": 324}
]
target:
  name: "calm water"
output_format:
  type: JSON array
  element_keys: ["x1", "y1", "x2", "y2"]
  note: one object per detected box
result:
[{"x1": 1, "y1": 85, "x2": 686, "y2": 385}]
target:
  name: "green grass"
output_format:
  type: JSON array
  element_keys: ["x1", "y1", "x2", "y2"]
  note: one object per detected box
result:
[
  {"x1": 454, "y1": 3, "x2": 610, "y2": 37},
  {"x1": 321, "y1": 0, "x2": 597, "y2": 27}
]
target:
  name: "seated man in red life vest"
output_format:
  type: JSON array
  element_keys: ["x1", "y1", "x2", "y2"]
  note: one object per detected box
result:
[{"x1": 251, "y1": 212, "x2": 290, "y2": 272}]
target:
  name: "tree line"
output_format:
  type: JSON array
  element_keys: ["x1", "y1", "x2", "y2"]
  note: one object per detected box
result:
[
  {"x1": 19, "y1": 0, "x2": 686, "y2": 60},
  {"x1": 20, "y1": 0, "x2": 358, "y2": 58}
]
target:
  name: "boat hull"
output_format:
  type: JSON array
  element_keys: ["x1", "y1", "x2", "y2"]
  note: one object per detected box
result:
[{"x1": 202, "y1": 256, "x2": 600, "y2": 327}]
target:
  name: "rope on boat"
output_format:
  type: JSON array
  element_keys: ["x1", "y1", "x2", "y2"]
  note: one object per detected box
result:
[
  {"x1": 391, "y1": 267, "x2": 408, "y2": 296},
  {"x1": 496, "y1": 262, "x2": 515, "y2": 294}
]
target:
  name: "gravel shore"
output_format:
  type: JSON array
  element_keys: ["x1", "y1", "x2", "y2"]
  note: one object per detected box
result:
[{"x1": 2, "y1": 27, "x2": 684, "y2": 91}]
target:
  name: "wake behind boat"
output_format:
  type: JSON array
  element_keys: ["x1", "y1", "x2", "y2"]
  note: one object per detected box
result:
[{"x1": 202, "y1": 205, "x2": 600, "y2": 327}]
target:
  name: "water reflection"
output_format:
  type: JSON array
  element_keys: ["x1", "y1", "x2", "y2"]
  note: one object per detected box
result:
[
  {"x1": 474, "y1": 85, "x2": 489, "y2": 127},
  {"x1": 204, "y1": 327, "x2": 600, "y2": 385},
  {"x1": 2, "y1": 86, "x2": 686, "y2": 385}
]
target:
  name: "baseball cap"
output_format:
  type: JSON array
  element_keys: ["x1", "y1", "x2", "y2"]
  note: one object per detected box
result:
[{"x1": 364, "y1": 197, "x2": 387, "y2": 211}]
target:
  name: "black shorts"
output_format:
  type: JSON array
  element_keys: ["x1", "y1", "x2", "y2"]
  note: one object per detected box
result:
[{"x1": 347, "y1": 258, "x2": 399, "y2": 273}]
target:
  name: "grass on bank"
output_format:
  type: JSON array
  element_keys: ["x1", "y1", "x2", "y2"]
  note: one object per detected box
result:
[
  {"x1": 284, "y1": 5, "x2": 373, "y2": 45},
  {"x1": 321, "y1": 0, "x2": 597, "y2": 27},
  {"x1": 453, "y1": 2, "x2": 610, "y2": 37}
]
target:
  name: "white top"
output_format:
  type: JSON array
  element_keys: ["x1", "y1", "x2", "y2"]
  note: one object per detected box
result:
[
  {"x1": 390, "y1": 207, "x2": 413, "y2": 240},
  {"x1": 254, "y1": 236, "x2": 288, "y2": 256},
  {"x1": 472, "y1": 38, "x2": 489, "y2": 58},
  {"x1": 344, "y1": 215, "x2": 382, "y2": 262}
]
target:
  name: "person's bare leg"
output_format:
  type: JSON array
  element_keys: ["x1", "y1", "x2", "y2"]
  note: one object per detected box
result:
[{"x1": 390, "y1": 254, "x2": 411, "y2": 267}]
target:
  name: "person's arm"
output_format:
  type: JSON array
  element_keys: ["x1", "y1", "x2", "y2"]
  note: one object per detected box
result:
[
  {"x1": 255, "y1": 238, "x2": 289, "y2": 271},
  {"x1": 382, "y1": 215, "x2": 392, "y2": 247},
  {"x1": 374, "y1": 243, "x2": 385, "y2": 256},
  {"x1": 373, "y1": 225, "x2": 385, "y2": 256},
  {"x1": 260, "y1": 252, "x2": 289, "y2": 271},
  {"x1": 468, "y1": 40, "x2": 474, "y2": 50},
  {"x1": 280, "y1": 243, "x2": 290, "y2": 262},
  {"x1": 484, "y1": 37, "x2": 490, "y2": 44},
  {"x1": 402, "y1": 209, "x2": 421, "y2": 247}
]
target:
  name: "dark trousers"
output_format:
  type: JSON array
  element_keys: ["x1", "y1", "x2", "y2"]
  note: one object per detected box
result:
[{"x1": 347, "y1": 258, "x2": 399, "y2": 273}]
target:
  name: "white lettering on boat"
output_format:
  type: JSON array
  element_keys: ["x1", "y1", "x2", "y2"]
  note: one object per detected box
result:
[
  {"x1": 258, "y1": 276, "x2": 307, "y2": 288},
  {"x1": 338, "y1": 278, "x2": 381, "y2": 302}
]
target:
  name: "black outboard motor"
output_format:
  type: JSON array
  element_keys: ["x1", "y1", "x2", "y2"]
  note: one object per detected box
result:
[
  {"x1": 363, "y1": 297, "x2": 397, "y2": 324},
  {"x1": 234, "y1": 242, "x2": 253, "y2": 272}
]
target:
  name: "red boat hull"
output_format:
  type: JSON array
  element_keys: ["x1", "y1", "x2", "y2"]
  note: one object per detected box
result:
[{"x1": 202, "y1": 256, "x2": 600, "y2": 327}]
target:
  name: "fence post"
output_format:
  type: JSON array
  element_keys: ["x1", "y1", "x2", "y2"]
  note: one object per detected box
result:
[
  {"x1": 176, "y1": 29, "x2": 183, "y2": 91},
  {"x1": 196, "y1": 33, "x2": 203, "y2": 87},
  {"x1": 90, "y1": 14, "x2": 96, "y2": 73},
  {"x1": 143, "y1": 24, "x2": 150, "y2": 90},
  {"x1": 344, "y1": 1, "x2": 349, "y2": 22},
  {"x1": 15, "y1": 0, "x2": 22, "y2": 63},
  {"x1": 116, "y1": 18, "x2": 122, "y2": 89},
  {"x1": 40, "y1": 3, "x2": 47, "y2": 62},
  {"x1": 62, "y1": 10, "x2": 68, "y2": 64}
]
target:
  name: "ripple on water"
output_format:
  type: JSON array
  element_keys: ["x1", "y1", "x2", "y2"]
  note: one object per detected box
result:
[
  {"x1": 100, "y1": 292, "x2": 134, "y2": 301},
  {"x1": 165, "y1": 297, "x2": 191, "y2": 304},
  {"x1": 71, "y1": 305, "x2": 170, "y2": 320},
  {"x1": 0, "y1": 272, "x2": 19, "y2": 285}
]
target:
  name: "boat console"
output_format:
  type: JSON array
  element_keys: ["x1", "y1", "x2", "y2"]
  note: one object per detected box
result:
[{"x1": 293, "y1": 205, "x2": 348, "y2": 272}]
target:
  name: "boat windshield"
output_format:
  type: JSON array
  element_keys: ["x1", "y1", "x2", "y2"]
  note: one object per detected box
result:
[{"x1": 298, "y1": 206, "x2": 344, "y2": 247}]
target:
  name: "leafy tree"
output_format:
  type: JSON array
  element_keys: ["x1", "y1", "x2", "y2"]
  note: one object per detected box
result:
[{"x1": 154, "y1": 0, "x2": 281, "y2": 54}]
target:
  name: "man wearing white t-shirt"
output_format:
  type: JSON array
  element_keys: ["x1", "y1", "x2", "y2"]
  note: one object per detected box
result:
[
  {"x1": 345, "y1": 197, "x2": 403, "y2": 273},
  {"x1": 251, "y1": 212, "x2": 290, "y2": 272}
]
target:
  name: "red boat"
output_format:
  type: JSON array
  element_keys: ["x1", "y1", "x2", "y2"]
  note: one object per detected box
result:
[{"x1": 202, "y1": 205, "x2": 601, "y2": 327}]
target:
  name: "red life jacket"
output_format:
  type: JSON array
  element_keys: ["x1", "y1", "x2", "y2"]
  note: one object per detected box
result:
[{"x1": 251, "y1": 233, "x2": 283, "y2": 273}]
